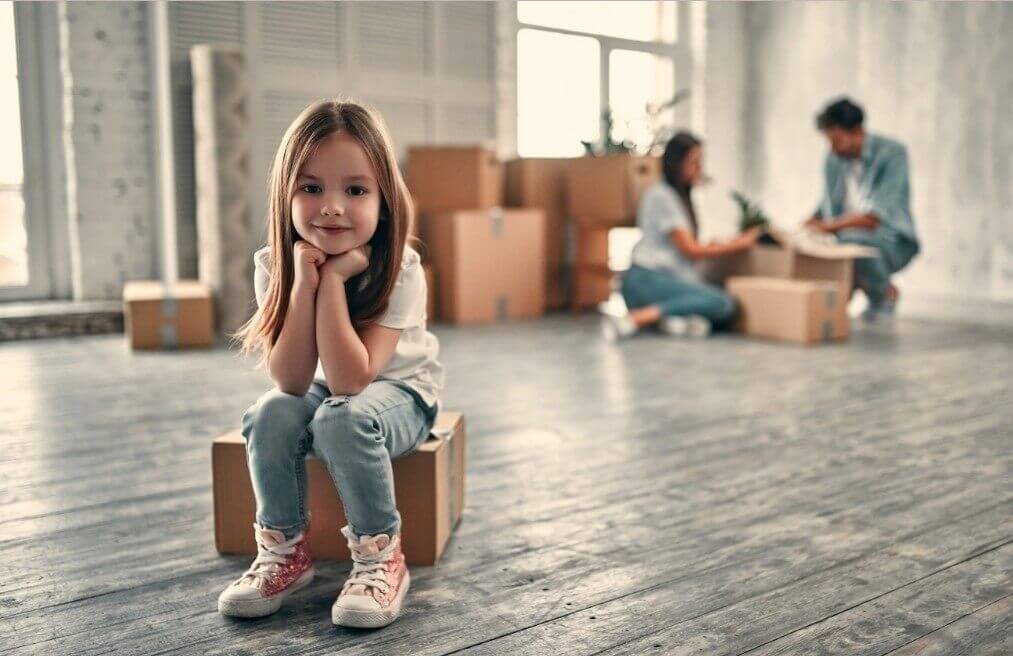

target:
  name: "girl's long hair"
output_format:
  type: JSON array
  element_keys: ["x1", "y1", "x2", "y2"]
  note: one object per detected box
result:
[
  {"x1": 232, "y1": 100, "x2": 413, "y2": 361},
  {"x1": 661, "y1": 131, "x2": 702, "y2": 236}
]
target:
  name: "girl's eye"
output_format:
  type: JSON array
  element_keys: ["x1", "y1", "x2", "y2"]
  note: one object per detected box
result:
[
  {"x1": 301, "y1": 184, "x2": 321, "y2": 194},
  {"x1": 347, "y1": 186, "x2": 368, "y2": 197}
]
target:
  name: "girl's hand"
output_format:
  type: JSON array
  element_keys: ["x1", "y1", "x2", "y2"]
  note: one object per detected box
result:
[
  {"x1": 321, "y1": 245, "x2": 372, "y2": 282},
  {"x1": 293, "y1": 240, "x2": 327, "y2": 292}
]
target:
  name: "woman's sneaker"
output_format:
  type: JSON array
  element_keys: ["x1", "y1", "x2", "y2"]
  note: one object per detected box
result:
[
  {"x1": 601, "y1": 312, "x2": 638, "y2": 342},
  {"x1": 659, "y1": 314, "x2": 711, "y2": 338},
  {"x1": 217, "y1": 523, "x2": 315, "y2": 618},
  {"x1": 332, "y1": 526, "x2": 410, "y2": 629}
]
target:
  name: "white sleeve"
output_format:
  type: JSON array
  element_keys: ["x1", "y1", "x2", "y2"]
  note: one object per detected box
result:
[
  {"x1": 648, "y1": 186, "x2": 691, "y2": 234},
  {"x1": 377, "y1": 258, "x2": 426, "y2": 329}
]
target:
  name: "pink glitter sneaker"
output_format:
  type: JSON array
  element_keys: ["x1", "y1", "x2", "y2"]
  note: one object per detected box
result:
[
  {"x1": 331, "y1": 525, "x2": 410, "y2": 628},
  {"x1": 217, "y1": 523, "x2": 315, "y2": 618}
]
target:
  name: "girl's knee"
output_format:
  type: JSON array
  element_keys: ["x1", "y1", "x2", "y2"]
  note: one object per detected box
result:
[
  {"x1": 242, "y1": 389, "x2": 313, "y2": 439},
  {"x1": 310, "y1": 398, "x2": 382, "y2": 451}
]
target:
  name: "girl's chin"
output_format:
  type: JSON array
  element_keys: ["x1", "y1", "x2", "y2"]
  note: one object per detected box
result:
[{"x1": 309, "y1": 234, "x2": 365, "y2": 256}]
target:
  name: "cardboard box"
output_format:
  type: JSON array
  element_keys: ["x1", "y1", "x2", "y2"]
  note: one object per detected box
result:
[
  {"x1": 727, "y1": 276, "x2": 849, "y2": 344},
  {"x1": 122, "y1": 280, "x2": 214, "y2": 350},
  {"x1": 407, "y1": 146, "x2": 504, "y2": 215},
  {"x1": 700, "y1": 228, "x2": 877, "y2": 294},
  {"x1": 575, "y1": 224, "x2": 611, "y2": 269},
  {"x1": 419, "y1": 208, "x2": 546, "y2": 324},
  {"x1": 571, "y1": 265, "x2": 615, "y2": 311},
  {"x1": 213, "y1": 412, "x2": 466, "y2": 566},
  {"x1": 505, "y1": 158, "x2": 572, "y2": 309},
  {"x1": 566, "y1": 155, "x2": 661, "y2": 226}
]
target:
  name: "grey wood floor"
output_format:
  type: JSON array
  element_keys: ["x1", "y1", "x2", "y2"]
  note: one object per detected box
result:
[{"x1": 1, "y1": 315, "x2": 1010, "y2": 655}]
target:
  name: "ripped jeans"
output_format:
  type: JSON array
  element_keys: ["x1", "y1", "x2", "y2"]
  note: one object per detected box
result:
[{"x1": 240, "y1": 379, "x2": 438, "y2": 540}]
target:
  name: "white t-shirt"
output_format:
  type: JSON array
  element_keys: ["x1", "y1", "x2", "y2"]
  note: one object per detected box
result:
[
  {"x1": 253, "y1": 245, "x2": 444, "y2": 410},
  {"x1": 629, "y1": 181, "x2": 701, "y2": 282},
  {"x1": 843, "y1": 160, "x2": 866, "y2": 214}
]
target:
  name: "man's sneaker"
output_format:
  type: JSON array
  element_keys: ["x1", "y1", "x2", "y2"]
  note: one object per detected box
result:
[
  {"x1": 861, "y1": 297, "x2": 897, "y2": 324},
  {"x1": 217, "y1": 523, "x2": 314, "y2": 618},
  {"x1": 659, "y1": 314, "x2": 711, "y2": 338},
  {"x1": 601, "y1": 312, "x2": 638, "y2": 342},
  {"x1": 331, "y1": 526, "x2": 410, "y2": 629}
]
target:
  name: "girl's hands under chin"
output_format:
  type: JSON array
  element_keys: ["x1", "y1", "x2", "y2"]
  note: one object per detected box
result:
[
  {"x1": 293, "y1": 240, "x2": 327, "y2": 292},
  {"x1": 320, "y1": 245, "x2": 372, "y2": 282}
]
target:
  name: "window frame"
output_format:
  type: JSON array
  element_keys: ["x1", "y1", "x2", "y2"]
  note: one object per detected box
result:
[{"x1": 514, "y1": 1, "x2": 691, "y2": 158}]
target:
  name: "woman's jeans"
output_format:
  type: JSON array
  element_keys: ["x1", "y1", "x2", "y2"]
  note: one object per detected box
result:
[
  {"x1": 621, "y1": 264, "x2": 737, "y2": 328},
  {"x1": 240, "y1": 379, "x2": 438, "y2": 540},
  {"x1": 836, "y1": 229, "x2": 920, "y2": 304}
]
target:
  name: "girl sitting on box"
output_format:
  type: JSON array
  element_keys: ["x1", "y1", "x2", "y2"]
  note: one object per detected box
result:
[
  {"x1": 224, "y1": 100, "x2": 444, "y2": 629},
  {"x1": 602, "y1": 131, "x2": 760, "y2": 341}
]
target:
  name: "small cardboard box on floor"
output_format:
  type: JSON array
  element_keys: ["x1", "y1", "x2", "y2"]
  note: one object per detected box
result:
[
  {"x1": 727, "y1": 277, "x2": 849, "y2": 344},
  {"x1": 213, "y1": 412, "x2": 466, "y2": 566},
  {"x1": 700, "y1": 228, "x2": 877, "y2": 345},
  {"x1": 566, "y1": 155, "x2": 661, "y2": 226},
  {"x1": 407, "y1": 145, "x2": 504, "y2": 216},
  {"x1": 505, "y1": 157, "x2": 572, "y2": 308},
  {"x1": 419, "y1": 208, "x2": 546, "y2": 324},
  {"x1": 122, "y1": 280, "x2": 214, "y2": 350}
]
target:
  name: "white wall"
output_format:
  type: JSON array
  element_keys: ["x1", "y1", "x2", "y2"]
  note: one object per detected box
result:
[{"x1": 741, "y1": 1, "x2": 1013, "y2": 303}]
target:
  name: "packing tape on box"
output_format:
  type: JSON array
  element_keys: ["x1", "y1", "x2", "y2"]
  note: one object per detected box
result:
[
  {"x1": 431, "y1": 424, "x2": 459, "y2": 524},
  {"x1": 489, "y1": 207, "x2": 504, "y2": 237},
  {"x1": 496, "y1": 296, "x2": 509, "y2": 320},
  {"x1": 822, "y1": 320, "x2": 833, "y2": 342},
  {"x1": 161, "y1": 295, "x2": 179, "y2": 349},
  {"x1": 824, "y1": 289, "x2": 837, "y2": 310}
]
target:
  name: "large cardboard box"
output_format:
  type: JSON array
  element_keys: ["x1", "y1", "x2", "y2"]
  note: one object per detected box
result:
[
  {"x1": 407, "y1": 146, "x2": 504, "y2": 216},
  {"x1": 571, "y1": 265, "x2": 615, "y2": 311},
  {"x1": 213, "y1": 412, "x2": 466, "y2": 566},
  {"x1": 700, "y1": 229, "x2": 877, "y2": 294},
  {"x1": 575, "y1": 224, "x2": 611, "y2": 269},
  {"x1": 566, "y1": 155, "x2": 661, "y2": 226},
  {"x1": 419, "y1": 208, "x2": 546, "y2": 324},
  {"x1": 122, "y1": 280, "x2": 214, "y2": 350},
  {"x1": 727, "y1": 276, "x2": 849, "y2": 344},
  {"x1": 505, "y1": 158, "x2": 572, "y2": 309}
]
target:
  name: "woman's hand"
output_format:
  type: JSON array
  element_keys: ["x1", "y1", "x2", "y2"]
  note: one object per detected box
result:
[
  {"x1": 293, "y1": 240, "x2": 327, "y2": 292},
  {"x1": 733, "y1": 226, "x2": 762, "y2": 250},
  {"x1": 320, "y1": 245, "x2": 372, "y2": 283}
]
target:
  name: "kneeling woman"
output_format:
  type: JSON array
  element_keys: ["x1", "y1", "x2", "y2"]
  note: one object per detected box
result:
[{"x1": 603, "y1": 132, "x2": 759, "y2": 341}]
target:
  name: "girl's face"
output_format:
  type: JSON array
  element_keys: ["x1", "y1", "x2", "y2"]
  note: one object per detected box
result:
[
  {"x1": 680, "y1": 145, "x2": 704, "y2": 187},
  {"x1": 291, "y1": 132, "x2": 381, "y2": 256}
]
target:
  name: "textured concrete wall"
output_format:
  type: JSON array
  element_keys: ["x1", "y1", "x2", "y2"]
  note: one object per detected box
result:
[
  {"x1": 742, "y1": 1, "x2": 1013, "y2": 302},
  {"x1": 59, "y1": 1, "x2": 159, "y2": 300}
]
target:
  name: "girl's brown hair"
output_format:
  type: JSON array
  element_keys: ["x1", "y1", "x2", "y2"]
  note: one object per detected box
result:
[{"x1": 232, "y1": 100, "x2": 414, "y2": 361}]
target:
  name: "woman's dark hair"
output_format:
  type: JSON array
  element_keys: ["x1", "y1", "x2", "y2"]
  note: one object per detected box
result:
[
  {"x1": 816, "y1": 97, "x2": 864, "y2": 131},
  {"x1": 662, "y1": 131, "x2": 702, "y2": 236}
]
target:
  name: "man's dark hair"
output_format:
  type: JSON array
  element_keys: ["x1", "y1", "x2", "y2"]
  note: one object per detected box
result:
[{"x1": 816, "y1": 97, "x2": 864, "y2": 131}]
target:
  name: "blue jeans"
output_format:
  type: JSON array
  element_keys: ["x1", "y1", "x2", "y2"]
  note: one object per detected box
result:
[
  {"x1": 621, "y1": 264, "x2": 737, "y2": 328},
  {"x1": 240, "y1": 379, "x2": 438, "y2": 540},
  {"x1": 836, "y1": 229, "x2": 919, "y2": 303}
]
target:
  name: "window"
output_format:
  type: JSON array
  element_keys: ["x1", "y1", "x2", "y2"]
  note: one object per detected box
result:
[
  {"x1": 0, "y1": 1, "x2": 26, "y2": 288},
  {"x1": 516, "y1": 29, "x2": 600, "y2": 158},
  {"x1": 515, "y1": 1, "x2": 685, "y2": 158}
]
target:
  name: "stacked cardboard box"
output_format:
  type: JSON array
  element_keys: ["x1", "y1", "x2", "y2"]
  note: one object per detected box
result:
[
  {"x1": 504, "y1": 158, "x2": 571, "y2": 309},
  {"x1": 409, "y1": 146, "x2": 546, "y2": 324},
  {"x1": 701, "y1": 228, "x2": 876, "y2": 344},
  {"x1": 213, "y1": 412, "x2": 466, "y2": 566},
  {"x1": 122, "y1": 280, "x2": 215, "y2": 350},
  {"x1": 566, "y1": 155, "x2": 661, "y2": 310}
]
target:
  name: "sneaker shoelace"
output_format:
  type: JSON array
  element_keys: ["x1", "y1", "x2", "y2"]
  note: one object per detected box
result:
[
  {"x1": 343, "y1": 539, "x2": 398, "y2": 597},
  {"x1": 238, "y1": 531, "x2": 303, "y2": 587}
]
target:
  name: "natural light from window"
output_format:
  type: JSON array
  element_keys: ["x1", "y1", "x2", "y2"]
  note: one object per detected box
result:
[
  {"x1": 609, "y1": 49, "x2": 675, "y2": 153},
  {"x1": 517, "y1": 1, "x2": 676, "y2": 43},
  {"x1": 0, "y1": 0, "x2": 27, "y2": 287},
  {"x1": 516, "y1": 28, "x2": 600, "y2": 158}
]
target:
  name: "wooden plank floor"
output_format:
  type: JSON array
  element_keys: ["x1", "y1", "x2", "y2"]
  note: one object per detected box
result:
[{"x1": 1, "y1": 315, "x2": 1010, "y2": 655}]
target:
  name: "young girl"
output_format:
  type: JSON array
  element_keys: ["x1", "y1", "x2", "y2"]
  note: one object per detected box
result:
[
  {"x1": 602, "y1": 131, "x2": 760, "y2": 341},
  {"x1": 221, "y1": 100, "x2": 443, "y2": 629}
]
